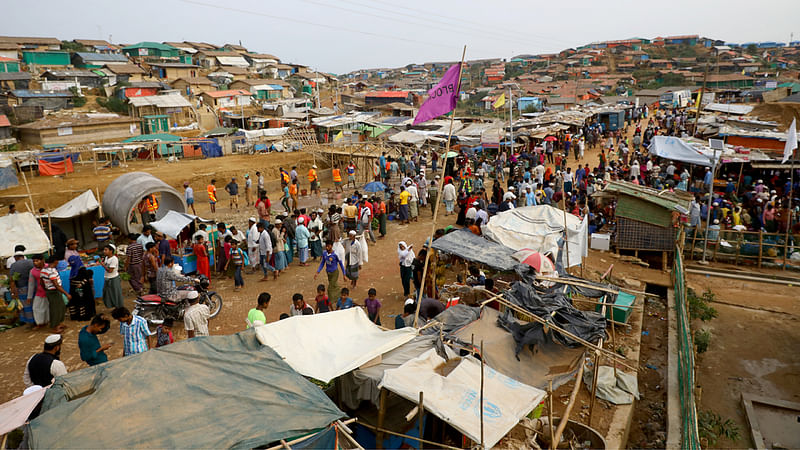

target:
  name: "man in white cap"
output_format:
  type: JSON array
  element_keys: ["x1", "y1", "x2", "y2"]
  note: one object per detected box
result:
[
  {"x1": 23, "y1": 334, "x2": 67, "y2": 388},
  {"x1": 466, "y1": 201, "x2": 478, "y2": 221},
  {"x1": 345, "y1": 230, "x2": 362, "y2": 288},
  {"x1": 246, "y1": 217, "x2": 260, "y2": 273}
]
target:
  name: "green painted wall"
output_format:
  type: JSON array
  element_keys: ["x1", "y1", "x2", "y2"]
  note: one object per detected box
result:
[
  {"x1": 22, "y1": 51, "x2": 70, "y2": 66},
  {"x1": 0, "y1": 61, "x2": 20, "y2": 72}
]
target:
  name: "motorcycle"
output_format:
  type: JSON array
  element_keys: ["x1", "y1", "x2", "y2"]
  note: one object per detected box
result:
[{"x1": 133, "y1": 275, "x2": 223, "y2": 326}]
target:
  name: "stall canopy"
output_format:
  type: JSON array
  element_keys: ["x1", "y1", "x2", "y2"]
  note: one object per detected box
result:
[
  {"x1": 149, "y1": 210, "x2": 209, "y2": 239},
  {"x1": 0, "y1": 387, "x2": 47, "y2": 436},
  {"x1": 255, "y1": 307, "x2": 416, "y2": 383},
  {"x1": 29, "y1": 332, "x2": 344, "y2": 449},
  {"x1": 380, "y1": 348, "x2": 547, "y2": 449},
  {"x1": 483, "y1": 205, "x2": 587, "y2": 268},
  {"x1": 49, "y1": 190, "x2": 99, "y2": 219},
  {"x1": 0, "y1": 212, "x2": 50, "y2": 258},
  {"x1": 431, "y1": 228, "x2": 518, "y2": 271},
  {"x1": 647, "y1": 135, "x2": 718, "y2": 167}
]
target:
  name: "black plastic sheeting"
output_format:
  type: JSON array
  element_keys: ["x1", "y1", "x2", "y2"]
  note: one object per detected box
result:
[
  {"x1": 503, "y1": 281, "x2": 607, "y2": 348},
  {"x1": 431, "y1": 228, "x2": 520, "y2": 272}
]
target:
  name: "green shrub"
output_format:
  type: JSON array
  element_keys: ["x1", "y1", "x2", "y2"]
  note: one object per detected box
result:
[
  {"x1": 687, "y1": 288, "x2": 718, "y2": 322},
  {"x1": 698, "y1": 410, "x2": 740, "y2": 445},
  {"x1": 694, "y1": 329, "x2": 711, "y2": 353},
  {"x1": 96, "y1": 96, "x2": 128, "y2": 114}
]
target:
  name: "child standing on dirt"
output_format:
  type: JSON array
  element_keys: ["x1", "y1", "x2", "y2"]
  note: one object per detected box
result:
[
  {"x1": 336, "y1": 287, "x2": 354, "y2": 310},
  {"x1": 225, "y1": 240, "x2": 245, "y2": 291},
  {"x1": 364, "y1": 288, "x2": 382, "y2": 325},
  {"x1": 315, "y1": 284, "x2": 331, "y2": 313},
  {"x1": 207, "y1": 179, "x2": 217, "y2": 214}
]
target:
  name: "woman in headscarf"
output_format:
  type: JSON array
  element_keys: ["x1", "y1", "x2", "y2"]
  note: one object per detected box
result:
[
  {"x1": 69, "y1": 259, "x2": 96, "y2": 321},
  {"x1": 397, "y1": 241, "x2": 415, "y2": 297}
]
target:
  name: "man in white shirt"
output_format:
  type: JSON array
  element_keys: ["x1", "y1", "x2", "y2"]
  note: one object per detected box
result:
[
  {"x1": 23, "y1": 334, "x2": 67, "y2": 388},
  {"x1": 534, "y1": 164, "x2": 545, "y2": 185},
  {"x1": 183, "y1": 293, "x2": 210, "y2": 338},
  {"x1": 465, "y1": 201, "x2": 478, "y2": 221},
  {"x1": 246, "y1": 218, "x2": 260, "y2": 272},
  {"x1": 257, "y1": 222, "x2": 275, "y2": 281}
]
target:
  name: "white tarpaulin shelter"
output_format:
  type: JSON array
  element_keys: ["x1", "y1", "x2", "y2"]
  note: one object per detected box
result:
[
  {"x1": 49, "y1": 190, "x2": 99, "y2": 219},
  {"x1": 483, "y1": 205, "x2": 587, "y2": 268},
  {"x1": 0, "y1": 212, "x2": 50, "y2": 258},
  {"x1": 647, "y1": 135, "x2": 718, "y2": 167},
  {"x1": 703, "y1": 103, "x2": 753, "y2": 115},
  {"x1": 241, "y1": 127, "x2": 289, "y2": 140},
  {"x1": 255, "y1": 308, "x2": 416, "y2": 383},
  {"x1": 380, "y1": 349, "x2": 547, "y2": 449},
  {"x1": 0, "y1": 387, "x2": 47, "y2": 435},
  {"x1": 149, "y1": 211, "x2": 209, "y2": 239}
]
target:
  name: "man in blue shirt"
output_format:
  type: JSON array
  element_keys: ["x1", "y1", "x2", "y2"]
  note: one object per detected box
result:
[
  {"x1": 703, "y1": 167, "x2": 713, "y2": 192},
  {"x1": 314, "y1": 240, "x2": 348, "y2": 301}
]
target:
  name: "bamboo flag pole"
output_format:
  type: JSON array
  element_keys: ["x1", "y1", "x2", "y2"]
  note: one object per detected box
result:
[
  {"x1": 784, "y1": 148, "x2": 795, "y2": 270},
  {"x1": 413, "y1": 45, "x2": 467, "y2": 327}
]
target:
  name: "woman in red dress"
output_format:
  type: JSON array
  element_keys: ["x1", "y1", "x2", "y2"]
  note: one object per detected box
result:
[{"x1": 193, "y1": 235, "x2": 210, "y2": 279}]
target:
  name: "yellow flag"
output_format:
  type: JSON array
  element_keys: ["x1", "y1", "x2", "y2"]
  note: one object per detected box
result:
[
  {"x1": 334, "y1": 130, "x2": 344, "y2": 141},
  {"x1": 493, "y1": 93, "x2": 506, "y2": 109}
]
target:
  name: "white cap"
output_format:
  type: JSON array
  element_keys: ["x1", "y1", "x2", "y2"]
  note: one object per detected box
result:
[
  {"x1": 713, "y1": 219, "x2": 720, "y2": 224},
  {"x1": 472, "y1": 201, "x2": 479, "y2": 205},
  {"x1": 298, "y1": 217, "x2": 305, "y2": 223},
  {"x1": 45, "y1": 334, "x2": 62, "y2": 344},
  {"x1": 404, "y1": 298, "x2": 415, "y2": 306},
  {"x1": 186, "y1": 290, "x2": 199, "y2": 300},
  {"x1": 362, "y1": 194, "x2": 368, "y2": 199},
  {"x1": 508, "y1": 186, "x2": 515, "y2": 191},
  {"x1": 275, "y1": 219, "x2": 282, "y2": 224},
  {"x1": 249, "y1": 217, "x2": 257, "y2": 222},
  {"x1": 349, "y1": 230, "x2": 357, "y2": 236},
  {"x1": 14, "y1": 250, "x2": 24, "y2": 256},
  {"x1": 435, "y1": 175, "x2": 440, "y2": 179},
  {"x1": 312, "y1": 165, "x2": 317, "y2": 168}
]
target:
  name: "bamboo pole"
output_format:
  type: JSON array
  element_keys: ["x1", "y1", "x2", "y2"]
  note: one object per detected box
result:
[
  {"x1": 758, "y1": 229, "x2": 763, "y2": 269},
  {"x1": 588, "y1": 302, "x2": 606, "y2": 426},
  {"x1": 547, "y1": 380, "x2": 554, "y2": 449},
  {"x1": 414, "y1": 45, "x2": 467, "y2": 327},
  {"x1": 376, "y1": 388, "x2": 387, "y2": 449},
  {"x1": 551, "y1": 361, "x2": 586, "y2": 450},
  {"x1": 15, "y1": 160, "x2": 36, "y2": 216},
  {"x1": 418, "y1": 391, "x2": 424, "y2": 443},
  {"x1": 783, "y1": 157, "x2": 794, "y2": 270},
  {"x1": 480, "y1": 340, "x2": 485, "y2": 449},
  {"x1": 533, "y1": 274, "x2": 659, "y2": 299}
]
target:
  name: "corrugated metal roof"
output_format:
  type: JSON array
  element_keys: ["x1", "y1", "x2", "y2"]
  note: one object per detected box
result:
[
  {"x1": 365, "y1": 91, "x2": 410, "y2": 98},
  {"x1": 214, "y1": 56, "x2": 249, "y2": 67},
  {"x1": 128, "y1": 94, "x2": 192, "y2": 108},
  {"x1": 123, "y1": 42, "x2": 178, "y2": 51},
  {"x1": 0, "y1": 115, "x2": 11, "y2": 127},
  {"x1": 11, "y1": 90, "x2": 71, "y2": 98},
  {"x1": 73, "y1": 52, "x2": 129, "y2": 62},
  {"x1": 203, "y1": 89, "x2": 252, "y2": 98}
]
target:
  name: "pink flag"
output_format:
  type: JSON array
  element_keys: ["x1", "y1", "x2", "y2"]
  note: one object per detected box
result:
[{"x1": 412, "y1": 63, "x2": 461, "y2": 125}]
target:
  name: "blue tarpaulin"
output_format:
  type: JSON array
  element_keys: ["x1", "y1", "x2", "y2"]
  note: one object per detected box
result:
[{"x1": 197, "y1": 139, "x2": 223, "y2": 158}]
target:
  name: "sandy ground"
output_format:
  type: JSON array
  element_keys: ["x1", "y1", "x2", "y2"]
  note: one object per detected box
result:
[
  {"x1": 1, "y1": 120, "x2": 796, "y2": 448},
  {"x1": 687, "y1": 272, "x2": 800, "y2": 448}
]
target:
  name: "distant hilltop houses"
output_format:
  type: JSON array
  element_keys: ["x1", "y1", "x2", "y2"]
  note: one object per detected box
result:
[
  {"x1": 0, "y1": 33, "x2": 798, "y2": 150},
  {"x1": 339, "y1": 34, "x2": 799, "y2": 115}
]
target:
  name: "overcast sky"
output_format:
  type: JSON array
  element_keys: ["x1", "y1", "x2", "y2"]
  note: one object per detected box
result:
[{"x1": 5, "y1": 0, "x2": 799, "y2": 74}]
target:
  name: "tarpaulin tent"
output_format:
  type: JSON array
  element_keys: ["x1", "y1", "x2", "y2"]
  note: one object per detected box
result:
[
  {"x1": 0, "y1": 387, "x2": 47, "y2": 436},
  {"x1": 29, "y1": 332, "x2": 344, "y2": 449},
  {"x1": 149, "y1": 210, "x2": 210, "y2": 239},
  {"x1": 431, "y1": 228, "x2": 519, "y2": 271},
  {"x1": 38, "y1": 158, "x2": 73, "y2": 176},
  {"x1": 452, "y1": 307, "x2": 584, "y2": 391},
  {"x1": 255, "y1": 308, "x2": 416, "y2": 383},
  {"x1": 380, "y1": 348, "x2": 547, "y2": 449},
  {"x1": 48, "y1": 190, "x2": 100, "y2": 249},
  {"x1": 0, "y1": 156, "x2": 19, "y2": 191},
  {"x1": 482, "y1": 205, "x2": 588, "y2": 268},
  {"x1": 647, "y1": 135, "x2": 718, "y2": 167},
  {"x1": 0, "y1": 212, "x2": 50, "y2": 258}
]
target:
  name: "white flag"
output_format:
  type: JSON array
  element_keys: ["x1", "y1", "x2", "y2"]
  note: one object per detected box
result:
[{"x1": 783, "y1": 118, "x2": 797, "y2": 164}]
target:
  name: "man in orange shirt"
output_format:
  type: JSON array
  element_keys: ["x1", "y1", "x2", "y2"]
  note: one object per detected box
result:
[
  {"x1": 308, "y1": 165, "x2": 320, "y2": 203},
  {"x1": 207, "y1": 179, "x2": 217, "y2": 214},
  {"x1": 332, "y1": 165, "x2": 343, "y2": 193}
]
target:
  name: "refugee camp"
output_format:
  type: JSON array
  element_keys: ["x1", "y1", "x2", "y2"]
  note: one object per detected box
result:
[{"x1": 0, "y1": 2, "x2": 798, "y2": 449}]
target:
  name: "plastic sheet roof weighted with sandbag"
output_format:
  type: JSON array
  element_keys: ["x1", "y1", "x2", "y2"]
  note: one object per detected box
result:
[{"x1": 28, "y1": 332, "x2": 345, "y2": 449}]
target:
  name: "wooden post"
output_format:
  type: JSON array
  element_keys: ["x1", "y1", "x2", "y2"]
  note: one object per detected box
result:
[
  {"x1": 548, "y1": 380, "x2": 554, "y2": 450},
  {"x1": 413, "y1": 45, "x2": 467, "y2": 327},
  {"x1": 151, "y1": 143, "x2": 156, "y2": 165},
  {"x1": 551, "y1": 361, "x2": 586, "y2": 449},
  {"x1": 480, "y1": 340, "x2": 485, "y2": 449},
  {"x1": 96, "y1": 187, "x2": 103, "y2": 217},
  {"x1": 588, "y1": 301, "x2": 606, "y2": 426},
  {"x1": 376, "y1": 388, "x2": 387, "y2": 449},
  {"x1": 93, "y1": 149, "x2": 98, "y2": 174},
  {"x1": 417, "y1": 391, "x2": 424, "y2": 443},
  {"x1": 758, "y1": 229, "x2": 763, "y2": 269},
  {"x1": 690, "y1": 226, "x2": 698, "y2": 261},
  {"x1": 610, "y1": 318, "x2": 618, "y2": 378}
]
